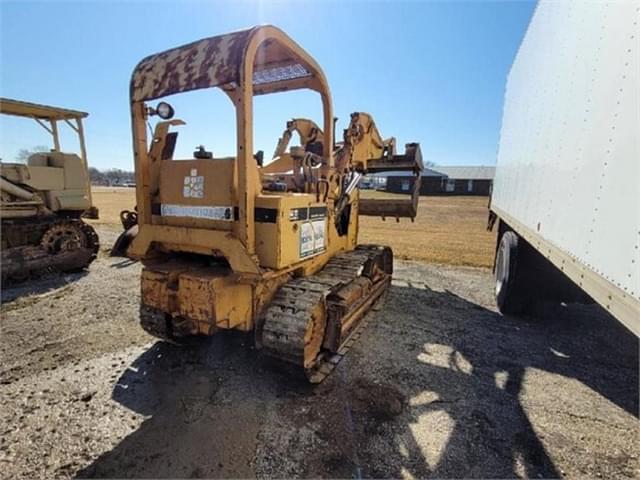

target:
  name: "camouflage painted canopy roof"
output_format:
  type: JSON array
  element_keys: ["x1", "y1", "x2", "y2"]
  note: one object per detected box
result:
[{"x1": 131, "y1": 25, "x2": 318, "y2": 102}]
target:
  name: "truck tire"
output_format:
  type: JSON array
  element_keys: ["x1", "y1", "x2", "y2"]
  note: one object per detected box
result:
[{"x1": 495, "y1": 230, "x2": 532, "y2": 315}]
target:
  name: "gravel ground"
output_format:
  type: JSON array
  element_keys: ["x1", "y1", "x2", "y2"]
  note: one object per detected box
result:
[{"x1": 0, "y1": 227, "x2": 638, "y2": 479}]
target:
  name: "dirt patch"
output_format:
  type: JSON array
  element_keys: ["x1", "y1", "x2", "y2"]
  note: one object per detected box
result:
[{"x1": 347, "y1": 379, "x2": 406, "y2": 421}]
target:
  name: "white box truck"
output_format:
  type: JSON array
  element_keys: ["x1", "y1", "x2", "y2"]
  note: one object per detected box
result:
[{"x1": 489, "y1": 0, "x2": 639, "y2": 336}]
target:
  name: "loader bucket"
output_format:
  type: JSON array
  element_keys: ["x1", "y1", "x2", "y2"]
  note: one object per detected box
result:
[{"x1": 359, "y1": 143, "x2": 423, "y2": 220}]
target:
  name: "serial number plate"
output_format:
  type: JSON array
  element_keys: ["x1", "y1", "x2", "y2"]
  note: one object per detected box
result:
[{"x1": 161, "y1": 204, "x2": 233, "y2": 221}]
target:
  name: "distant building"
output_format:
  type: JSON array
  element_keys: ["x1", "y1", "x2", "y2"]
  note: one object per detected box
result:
[
  {"x1": 359, "y1": 175, "x2": 386, "y2": 190},
  {"x1": 382, "y1": 166, "x2": 495, "y2": 196},
  {"x1": 383, "y1": 168, "x2": 446, "y2": 195},
  {"x1": 432, "y1": 166, "x2": 495, "y2": 195}
]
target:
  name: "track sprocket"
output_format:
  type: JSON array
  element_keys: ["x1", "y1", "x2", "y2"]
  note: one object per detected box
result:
[{"x1": 40, "y1": 220, "x2": 99, "y2": 260}]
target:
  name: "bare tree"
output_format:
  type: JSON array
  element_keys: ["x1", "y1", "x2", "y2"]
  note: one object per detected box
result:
[
  {"x1": 88, "y1": 167, "x2": 106, "y2": 184},
  {"x1": 15, "y1": 145, "x2": 50, "y2": 163}
]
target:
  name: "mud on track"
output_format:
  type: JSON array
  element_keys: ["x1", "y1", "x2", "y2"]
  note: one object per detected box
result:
[{"x1": 1, "y1": 227, "x2": 638, "y2": 478}]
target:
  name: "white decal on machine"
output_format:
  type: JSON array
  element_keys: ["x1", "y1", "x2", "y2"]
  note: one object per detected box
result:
[
  {"x1": 183, "y1": 168, "x2": 204, "y2": 198},
  {"x1": 299, "y1": 222, "x2": 314, "y2": 257},
  {"x1": 299, "y1": 219, "x2": 326, "y2": 258},
  {"x1": 161, "y1": 204, "x2": 233, "y2": 220},
  {"x1": 312, "y1": 219, "x2": 326, "y2": 252}
]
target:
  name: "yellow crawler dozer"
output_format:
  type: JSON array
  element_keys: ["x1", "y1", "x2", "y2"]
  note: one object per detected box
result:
[
  {"x1": 123, "y1": 26, "x2": 422, "y2": 382},
  {"x1": 0, "y1": 98, "x2": 99, "y2": 284}
]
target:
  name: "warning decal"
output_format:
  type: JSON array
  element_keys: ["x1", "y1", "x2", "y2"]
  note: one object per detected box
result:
[
  {"x1": 299, "y1": 222, "x2": 314, "y2": 258},
  {"x1": 312, "y1": 219, "x2": 326, "y2": 253},
  {"x1": 300, "y1": 219, "x2": 326, "y2": 258}
]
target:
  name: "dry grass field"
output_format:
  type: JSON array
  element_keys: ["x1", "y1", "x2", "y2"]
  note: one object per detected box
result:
[
  {"x1": 359, "y1": 190, "x2": 496, "y2": 267},
  {"x1": 87, "y1": 187, "x2": 137, "y2": 231},
  {"x1": 88, "y1": 187, "x2": 496, "y2": 268}
]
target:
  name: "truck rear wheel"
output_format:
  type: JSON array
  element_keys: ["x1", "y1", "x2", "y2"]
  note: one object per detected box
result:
[{"x1": 495, "y1": 231, "x2": 532, "y2": 314}]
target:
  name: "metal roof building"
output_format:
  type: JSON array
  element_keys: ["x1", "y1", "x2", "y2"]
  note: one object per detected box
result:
[
  {"x1": 431, "y1": 166, "x2": 495, "y2": 180},
  {"x1": 368, "y1": 167, "x2": 446, "y2": 178},
  {"x1": 382, "y1": 165, "x2": 496, "y2": 196}
]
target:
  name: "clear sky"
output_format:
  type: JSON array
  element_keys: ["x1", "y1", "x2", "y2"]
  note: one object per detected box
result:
[{"x1": 0, "y1": 0, "x2": 536, "y2": 170}]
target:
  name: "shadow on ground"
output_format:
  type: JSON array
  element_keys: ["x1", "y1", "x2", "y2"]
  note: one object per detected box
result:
[
  {"x1": 1, "y1": 271, "x2": 88, "y2": 304},
  {"x1": 301, "y1": 284, "x2": 638, "y2": 479},
  {"x1": 75, "y1": 282, "x2": 638, "y2": 479},
  {"x1": 110, "y1": 258, "x2": 138, "y2": 269},
  {"x1": 74, "y1": 332, "x2": 310, "y2": 479}
]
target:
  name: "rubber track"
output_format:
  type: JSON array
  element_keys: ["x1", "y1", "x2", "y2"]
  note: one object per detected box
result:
[{"x1": 260, "y1": 245, "x2": 389, "y2": 383}]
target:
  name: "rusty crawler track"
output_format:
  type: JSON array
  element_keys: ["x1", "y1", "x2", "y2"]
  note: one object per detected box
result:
[
  {"x1": 1, "y1": 219, "x2": 99, "y2": 285},
  {"x1": 259, "y1": 245, "x2": 392, "y2": 383}
]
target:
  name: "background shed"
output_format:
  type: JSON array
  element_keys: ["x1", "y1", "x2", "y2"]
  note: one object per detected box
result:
[
  {"x1": 433, "y1": 166, "x2": 495, "y2": 195},
  {"x1": 380, "y1": 166, "x2": 495, "y2": 196}
]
